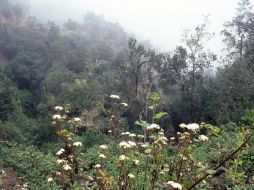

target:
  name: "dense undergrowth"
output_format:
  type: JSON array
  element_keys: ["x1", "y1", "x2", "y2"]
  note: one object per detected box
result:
[{"x1": 1, "y1": 0, "x2": 254, "y2": 189}]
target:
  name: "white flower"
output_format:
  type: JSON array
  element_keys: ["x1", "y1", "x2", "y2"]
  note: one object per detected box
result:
[
  {"x1": 54, "y1": 106, "x2": 63, "y2": 111},
  {"x1": 119, "y1": 141, "x2": 131, "y2": 149},
  {"x1": 73, "y1": 142, "x2": 82, "y2": 147},
  {"x1": 56, "y1": 159, "x2": 65, "y2": 164},
  {"x1": 52, "y1": 114, "x2": 62, "y2": 120},
  {"x1": 170, "y1": 137, "x2": 176, "y2": 141},
  {"x1": 132, "y1": 159, "x2": 139, "y2": 165},
  {"x1": 129, "y1": 133, "x2": 136, "y2": 137},
  {"x1": 198, "y1": 135, "x2": 209, "y2": 141},
  {"x1": 95, "y1": 164, "x2": 102, "y2": 168},
  {"x1": 166, "y1": 181, "x2": 182, "y2": 189},
  {"x1": 137, "y1": 135, "x2": 144, "y2": 138},
  {"x1": 186, "y1": 123, "x2": 199, "y2": 131},
  {"x1": 47, "y1": 178, "x2": 53, "y2": 182},
  {"x1": 121, "y1": 103, "x2": 128, "y2": 107},
  {"x1": 159, "y1": 136, "x2": 168, "y2": 141},
  {"x1": 99, "y1": 154, "x2": 107, "y2": 159},
  {"x1": 110, "y1": 94, "x2": 120, "y2": 100},
  {"x1": 63, "y1": 164, "x2": 72, "y2": 171},
  {"x1": 127, "y1": 173, "x2": 135, "y2": 178},
  {"x1": 127, "y1": 141, "x2": 137, "y2": 148},
  {"x1": 23, "y1": 183, "x2": 28, "y2": 188},
  {"x1": 73, "y1": 117, "x2": 81, "y2": 122},
  {"x1": 56, "y1": 148, "x2": 65, "y2": 156},
  {"x1": 99, "y1": 145, "x2": 108, "y2": 150},
  {"x1": 179, "y1": 123, "x2": 187, "y2": 129},
  {"x1": 158, "y1": 131, "x2": 164, "y2": 135},
  {"x1": 141, "y1": 143, "x2": 149, "y2": 148},
  {"x1": 119, "y1": 154, "x2": 128, "y2": 161},
  {"x1": 147, "y1": 123, "x2": 160, "y2": 131},
  {"x1": 125, "y1": 132, "x2": 131, "y2": 135}
]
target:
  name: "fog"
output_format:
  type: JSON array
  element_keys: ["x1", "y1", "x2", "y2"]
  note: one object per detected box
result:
[{"x1": 26, "y1": 0, "x2": 253, "y2": 54}]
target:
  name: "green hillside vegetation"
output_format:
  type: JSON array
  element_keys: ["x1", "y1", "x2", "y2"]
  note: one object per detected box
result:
[{"x1": 0, "y1": 0, "x2": 254, "y2": 189}]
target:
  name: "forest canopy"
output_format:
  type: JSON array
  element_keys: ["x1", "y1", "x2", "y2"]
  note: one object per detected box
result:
[{"x1": 0, "y1": 0, "x2": 254, "y2": 189}]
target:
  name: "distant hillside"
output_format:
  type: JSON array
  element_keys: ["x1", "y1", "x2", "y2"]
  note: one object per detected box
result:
[
  {"x1": 0, "y1": 0, "x2": 27, "y2": 24},
  {"x1": 0, "y1": 53, "x2": 9, "y2": 67}
]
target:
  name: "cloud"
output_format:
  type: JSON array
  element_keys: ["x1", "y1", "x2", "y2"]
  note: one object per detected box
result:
[{"x1": 27, "y1": 0, "x2": 248, "y2": 54}]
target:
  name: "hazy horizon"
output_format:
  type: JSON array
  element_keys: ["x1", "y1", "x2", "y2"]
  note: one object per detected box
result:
[{"x1": 26, "y1": 0, "x2": 254, "y2": 55}]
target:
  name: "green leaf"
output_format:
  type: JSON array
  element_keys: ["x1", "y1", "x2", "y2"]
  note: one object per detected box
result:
[
  {"x1": 150, "y1": 92, "x2": 161, "y2": 102},
  {"x1": 153, "y1": 112, "x2": 168, "y2": 121},
  {"x1": 134, "y1": 120, "x2": 149, "y2": 128},
  {"x1": 206, "y1": 169, "x2": 216, "y2": 175}
]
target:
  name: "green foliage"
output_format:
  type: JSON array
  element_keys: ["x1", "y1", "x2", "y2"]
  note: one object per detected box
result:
[{"x1": 0, "y1": 145, "x2": 59, "y2": 190}]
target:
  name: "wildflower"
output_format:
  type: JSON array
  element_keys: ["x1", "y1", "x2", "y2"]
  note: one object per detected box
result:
[
  {"x1": 166, "y1": 181, "x2": 182, "y2": 190},
  {"x1": 95, "y1": 164, "x2": 102, "y2": 168},
  {"x1": 99, "y1": 154, "x2": 107, "y2": 159},
  {"x1": 63, "y1": 164, "x2": 72, "y2": 171},
  {"x1": 147, "y1": 123, "x2": 160, "y2": 131},
  {"x1": 110, "y1": 94, "x2": 120, "y2": 100},
  {"x1": 54, "y1": 106, "x2": 63, "y2": 111},
  {"x1": 127, "y1": 141, "x2": 137, "y2": 148},
  {"x1": 186, "y1": 123, "x2": 199, "y2": 131},
  {"x1": 141, "y1": 143, "x2": 149, "y2": 148},
  {"x1": 121, "y1": 103, "x2": 128, "y2": 107},
  {"x1": 52, "y1": 114, "x2": 62, "y2": 120},
  {"x1": 198, "y1": 135, "x2": 209, "y2": 141},
  {"x1": 73, "y1": 142, "x2": 82, "y2": 147},
  {"x1": 121, "y1": 132, "x2": 126, "y2": 136},
  {"x1": 119, "y1": 141, "x2": 131, "y2": 149},
  {"x1": 170, "y1": 137, "x2": 176, "y2": 141},
  {"x1": 132, "y1": 159, "x2": 140, "y2": 165},
  {"x1": 99, "y1": 145, "x2": 108, "y2": 150},
  {"x1": 159, "y1": 136, "x2": 168, "y2": 141},
  {"x1": 179, "y1": 123, "x2": 187, "y2": 129},
  {"x1": 56, "y1": 148, "x2": 65, "y2": 156},
  {"x1": 125, "y1": 132, "x2": 131, "y2": 135},
  {"x1": 119, "y1": 155, "x2": 128, "y2": 161},
  {"x1": 137, "y1": 135, "x2": 144, "y2": 138},
  {"x1": 158, "y1": 131, "x2": 164, "y2": 136},
  {"x1": 127, "y1": 173, "x2": 135, "y2": 178},
  {"x1": 23, "y1": 183, "x2": 28, "y2": 188},
  {"x1": 129, "y1": 133, "x2": 136, "y2": 137},
  {"x1": 47, "y1": 178, "x2": 53, "y2": 183},
  {"x1": 73, "y1": 117, "x2": 81, "y2": 122},
  {"x1": 56, "y1": 159, "x2": 65, "y2": 164},
  {"x1": 56, "y1": 172, "x2": 61, "y2": 176}
]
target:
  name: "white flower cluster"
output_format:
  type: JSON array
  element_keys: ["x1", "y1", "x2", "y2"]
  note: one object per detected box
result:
[
  {"x1": 99, "y1": 154, "x2": 107, "y2": 159},
  {"x1": 198, "y1": 135, "x2": 209, "y2": 141},
  {"x1": 63, "y1": 164, "x2": 72, "y2": 171},
  {"x1": 147, "y1": 124, "x2": 160, "y2": 133},
  {"x1": 52, "y1": 114, "x2": 62, "y2": 121},
  {"x1": 54, "y1": 106, "x2": 63, "y2": 111},
  {"x1": 179, "y1": 123, "x2": 199, "y2": 132},
  {"x1": 166, "y1": 181, "x2": 182, "y2": 189},
  {"x1": 99, "y1": 144, "x2": 108, "y2": 150},
  {"x1": 110, "y1": 94, "x2": 120, "y2": 100},
  {"x1": 119, "y1": 141, "x2": 137, "y2": 149},
  {"x1": 121, "y1": 103, "x2": 128, "y2": 107},
  {"x1": 73, "y1": 142, "x2": 82, "y2": 147},
  {"x1": 119, "y1": 154, "x2": 129, "y2": 161},
  {"x1": 56, "y1": 148, "x2": 65, "y2": 156}
]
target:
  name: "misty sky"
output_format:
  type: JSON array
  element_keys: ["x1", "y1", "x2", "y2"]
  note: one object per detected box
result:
[{"x1": 27, "y1": 0, "x2": 254, "y2": 55}]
